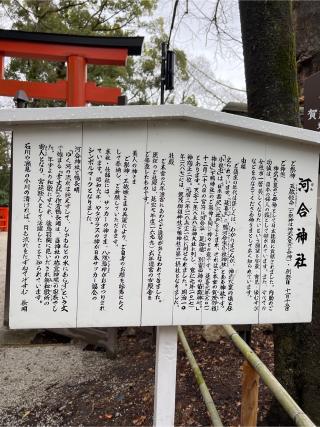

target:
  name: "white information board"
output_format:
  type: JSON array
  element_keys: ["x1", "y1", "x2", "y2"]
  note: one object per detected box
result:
[{"x1": 9, "y1": 114, "x2": 319, "y2": 328}]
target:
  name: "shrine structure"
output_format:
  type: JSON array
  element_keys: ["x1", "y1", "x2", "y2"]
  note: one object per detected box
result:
[{"x1": 0, "y1": 29, "x2": 143, "y2": 107}]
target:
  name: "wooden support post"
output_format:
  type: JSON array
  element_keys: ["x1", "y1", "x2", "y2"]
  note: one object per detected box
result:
[
  {"x1": 153, "y1": 326, "x2": 178, "y2": 427},
  {"x1": 241, "y1": 360, "x2": 259, "y2": 426}
]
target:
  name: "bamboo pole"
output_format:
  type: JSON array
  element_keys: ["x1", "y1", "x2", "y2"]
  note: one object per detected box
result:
[
  {"x1": 241, "y1": 360, "x2": 259, "y2": 426},
  {"x1": 177, "y1": 326, "x2": 223, "y2": 427},
  {"x1": 223, "y1": 325, "x2": 315, "y2": 427}
]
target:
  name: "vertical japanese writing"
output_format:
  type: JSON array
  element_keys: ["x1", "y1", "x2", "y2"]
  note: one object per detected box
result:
[
  {"x1": 91, "y1": 148, "x2": 101, "y2": 302},
  {"x1": 50, "y1": 146, "x2": 59, "y2": 311},
  {"x1": 215, "y1": 156, "x2": 225, "y2": 309},
  {"x1": 156, "y1": 158, "x2": 166, "y2": 302},
  {"x1": 83, "y1": 146, "x2": 141, "y2": 314},
  {"x1": 119, "y1": 154, "x2": 131, "y2": 310},
  {"x1": 183, "y1": 155, "x2": 192, "y2": 307},
  {"x1": 174, "y1": 154, "x2": 185, "y2": 308},
  {"x1": 306, "y1": 108, "x2": 320, "y2": 131},
  {"x1": 21, "y1": 142, "x2": 31, "y2": 312},
  {"x1": 146, "y1": 152, "x2": 158, "y2": 302},
  {"x1": 203, "y1": 186, "x2": 212, "y2": 309},
  {"x1": 247, "y1": 158, "x2": 256, "y2": 298},
  {"x1": 145, "y1": 152, "x2": 167, "y2": 303},
  {"x1": 61, "y1": 225, "x2": 70, "y2": 312},
  {"x1": 261, "y1": 160, "x2": 272, "y2": 311},
  {"x1": 132, "y1": 150, "x2": 138, "y2": 184},
  {"x1": 292, "y1": 175, "x2": 313, "y2": 308},
  {"x1": 222, "y1": 156, "x2": 232, "y2": 311},
  {"x1": 144, "y1": 151, "x2": 150, "y2": 202},
  {"x1": 13, "y1": 124, "x2": 318, "y2": 328},
  {"x1": 171, "y1": 152, "x2": 243, "y2": 318},
  {"x1": 100, "y1": 148, "x2": 111, "y2": 311},
  {"x1": 227, "y1": 161, "x2": 238, "y2": 312},
  {"x1": 283, "y1": 161, "x2": 297, "y2": 312},
  {"x1": 36, "y1": 144, "x2": 45, "y2": 304},
  {"x1": 253, "y1": 159, "x2": 264, "y2": 312},
  {"x1": 74, "y1": 146, "x2": 81, "y2": 193},
  {"x1": 208, "y1": 156, "x2": 218, "y2": 312},
  {"x1": 197, "y1": 155, "x2": 208, "y2": 312},
  {"x1": 29, "y1": 141, "x2": 82, "y2": 314},
  {"x1": 268, "y1": 164, "x2": 279, "y2": 312},
  {"x1": 87, "y1": 147, "x2": 94, "y2": 224}
]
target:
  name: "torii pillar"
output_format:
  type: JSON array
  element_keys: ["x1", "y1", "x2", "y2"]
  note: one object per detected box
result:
[
  {"x1": 0, "y1": 29, "x2": 144, "y2": 106},
  {"x1": 1, "y1": 29, "x2": 144, "y2": 349}
]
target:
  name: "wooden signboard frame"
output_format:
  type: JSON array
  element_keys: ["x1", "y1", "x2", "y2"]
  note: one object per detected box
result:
[{"x1": 1, "y1": 104, "x2": 320, "y2": 426}]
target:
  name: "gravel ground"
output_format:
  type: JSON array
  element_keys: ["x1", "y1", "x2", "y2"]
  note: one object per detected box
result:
[
  {"x1": 0, "y1": 231, "x2": 274, "y2": 426},
  {"x1": 0, "y1": 231, "x2": 7, "y2": 327},
  {"x1": 0, "y1": 231, "x2": 116, "y2": 425},
  {"x1": 0, "y1": 345, "x2": 113, "y2": 409}
]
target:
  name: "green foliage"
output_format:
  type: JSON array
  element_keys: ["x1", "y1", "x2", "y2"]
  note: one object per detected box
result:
[
  {"x1": 1, "y1": 0, "x2": 195, "y2": 105},
  {"x1": 0, "y1": 132, "x2": 11, "y2": 206},
  {"x1": 181, "y1": 94, "x2": 197, "y2": 106},
  {"x1": 0, "y1": 0, "x2": 197, "y2": 204}
]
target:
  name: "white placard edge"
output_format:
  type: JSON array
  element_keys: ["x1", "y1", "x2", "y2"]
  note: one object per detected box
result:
[{"x1": 0, "y1": 105, "x2": 320, "y2": 148}]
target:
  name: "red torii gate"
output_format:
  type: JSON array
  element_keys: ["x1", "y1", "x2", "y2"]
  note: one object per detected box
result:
[{"x1": 0, "y1": 29, "x2": 144, "y2": 107}]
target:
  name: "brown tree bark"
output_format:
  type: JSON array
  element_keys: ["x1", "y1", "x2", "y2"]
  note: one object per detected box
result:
[
  {"x1": 293, "y1": 0, "x2": 320, "y2": 95},
  {"x1": 239, "y1": 0, "x2": 300, "y2": 127},
  {"x1": 239, "y1": 1, "x2": 320, "y2": 425},
  {"x1": 292, "y1": 1, "x2": 320, "y2": 423}
]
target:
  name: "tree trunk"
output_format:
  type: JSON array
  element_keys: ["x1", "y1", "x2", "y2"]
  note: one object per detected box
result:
[
  {"x1": 296, "y1": 220, "x2": 320, "y2": 420},
  {"x1": 293, "y1": 1, "x2": 320, "y2": 422},
  {"x1": 293, "y1": 0, "x2": 320, "y2": 95},
  {"x1": 239, "y1": 0, "x2": 300, "y2": 127},
  {"x1": 268, "y1": 221, "x2": 320, "y2": 425},
  {"x1": 238, "y1": 1, "x2": 320, "y2": 425}
]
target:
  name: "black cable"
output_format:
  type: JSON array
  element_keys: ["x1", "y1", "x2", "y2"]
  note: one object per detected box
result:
[
  {"x1": 161, "y1": 0, "x2": 179, "y2": 104},
  {"x1": 167, "y1": 0, "x2": 179, "y2": 48}
]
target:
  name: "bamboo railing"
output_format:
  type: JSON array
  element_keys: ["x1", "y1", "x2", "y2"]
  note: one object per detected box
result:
[
  {"x1": 177, "y1": 326, "x2": 223, "y2": 426},
  {"x1": 223, "y1": 325, "x2": 315, "y2": 427},
  {"x1": 178, "y1": 325, "x2": 316, "y2": 427}
]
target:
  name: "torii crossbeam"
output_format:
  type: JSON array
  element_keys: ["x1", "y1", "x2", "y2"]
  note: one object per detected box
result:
[{"x1": 0, "y1": 29, "x2": 144, "y2": 106}]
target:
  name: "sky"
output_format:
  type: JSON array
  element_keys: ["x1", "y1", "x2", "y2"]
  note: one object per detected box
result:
[
  {"x1": 156, "y1": 0, "x2": 246, "y2": 93},
  {"x1": 0, "y1": 0, "x2": 247, "y2": 110}
]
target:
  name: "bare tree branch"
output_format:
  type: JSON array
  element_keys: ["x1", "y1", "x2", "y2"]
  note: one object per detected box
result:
[
  {"x1": 82, "y1": 1, "x2": 109, "y2": 30},
  {"x1": 13, "y1": 0, "x2": 36, "y2": 23},
  {"x1": 205, "y1": 0, "x2": 221, "y2": 42},
  {"x1": 188, "y1": 60, "x2": 245, "y2": 93},
  {"x1": 92, "y1": 14, "x2": 136, "y2": 32},
  {"x1": 2, "y1": 2, "x2": 16, "y2": 23},
  {"x1": 188, "y1": 68, "x2": 226, "y2": 104},
  {"x1": 39, "y1": 1, "x2": 88, "y2": 20}
]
